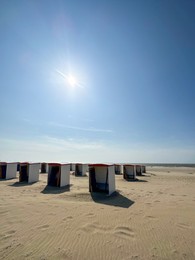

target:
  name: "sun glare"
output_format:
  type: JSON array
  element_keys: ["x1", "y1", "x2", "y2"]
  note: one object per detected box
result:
[
  {"x1": 56, "y1": 69, "x2": 83, "y2": 88},
  {"x1": 67, "y1": 75, "x2": 77, "y2": 87}
]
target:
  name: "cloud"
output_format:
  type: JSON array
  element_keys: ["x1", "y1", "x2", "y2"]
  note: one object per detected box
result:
[
  {"x1": 0, "y1": 137, "x2": 194, "y2": 163},
  {"x1": 49, "y1": 121, "x2": 113, "y2": 133}
]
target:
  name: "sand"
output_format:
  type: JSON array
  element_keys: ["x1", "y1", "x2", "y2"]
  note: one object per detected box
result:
[{"x1": 0, "y1": 166, "x2": 195, "y2": 260}]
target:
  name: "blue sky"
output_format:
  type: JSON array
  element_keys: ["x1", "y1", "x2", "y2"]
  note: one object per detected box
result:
[{"x1": 0, "y1": 0, "x2": 195, "y2": 163}]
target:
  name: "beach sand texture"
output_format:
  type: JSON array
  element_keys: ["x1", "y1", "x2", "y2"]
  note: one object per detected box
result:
[{"x1": 0, "y1": 166, "x2": 194, "y2": 260}]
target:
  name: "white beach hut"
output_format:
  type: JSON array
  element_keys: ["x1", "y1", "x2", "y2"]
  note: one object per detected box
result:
[
  {"x1": 89, "y1": 164, "x2": 115, "y2": 196},
  {"x1": 75, "y1": 163, "x2": 87, "y2": 176},
  {"x1": 123, "y1": 164, "x2": 136, "y2": 180},
  {"x1": 136, "y1": 165, "x2": 142, "y2": 176},
  {"x1": 114, "y1": 164, "x2": 121, "y2": 175},
  {"x1": 0, "y1": 162, "x2": 17, "y2": 180},
  {"x1": 19, "y1": 163, "x2": 40, "y2": 183},
  {"x1": 48, "y1": 163, "x2": 70, "y2": 188},
  {"x1": 41, "y1": 163, "x2": 48, "y2": 173}
]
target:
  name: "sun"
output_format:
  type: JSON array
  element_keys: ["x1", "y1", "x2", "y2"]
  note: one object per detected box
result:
[{"x1": 67, "y1": 75, "x2": 77, "y2": 87}]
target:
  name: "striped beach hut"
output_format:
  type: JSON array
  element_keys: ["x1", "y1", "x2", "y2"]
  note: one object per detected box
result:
[
  {"x1": 89, "y1": 164, "x2": 115, "y2": 196},
  {"x1": 48, "y1": 163, "x2": 70, "y2": 187},
  {"x1": 0, "y1": 162, "x2": 17, "y2": 180},
  {"x1": 19, "y1": 163, "x2": 40, "y2": 183}
]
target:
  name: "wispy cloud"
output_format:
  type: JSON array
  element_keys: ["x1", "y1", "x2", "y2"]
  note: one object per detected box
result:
[
  {"x1": 49, "y1": 121, "x2": 113, "y2": 133},
  {"x1": 0, "y1": 136, "x2": 105, "y2": 162},
  {"x1": 43, "y1": 135, "x2": 104, "y2": 150},
  {"x1": 0, "y1": 136, "x2": 195, "y2": 163}
]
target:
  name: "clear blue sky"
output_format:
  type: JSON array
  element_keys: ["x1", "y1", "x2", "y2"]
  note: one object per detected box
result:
[{"x1": 0, "y1": 0, "x2": 195, "y2": 163}]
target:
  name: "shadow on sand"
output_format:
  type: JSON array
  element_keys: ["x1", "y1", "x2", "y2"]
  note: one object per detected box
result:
[
  {"x1": 0, "y1": 178, "x2": 17, "y2": 182},
  {"x1": 139, "y1": 174, "x2": 150, "y2": 177},
  {"x1": 125, "y1": 178, "x2": 148, "y2": 182},
  {"x1": 9, "y1": 181, "x2": 36, "y2": 187},
  {"x1": 41, "y1": 184, "x2": 72, "y2": 194},
  {"x1": 91, "y1": 191, "x2": 134, "y2": 209}
]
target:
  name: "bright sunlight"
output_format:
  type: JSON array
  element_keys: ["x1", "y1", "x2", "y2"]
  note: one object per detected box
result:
[{"x1": 67, "y1": 75, "x2": 77, "y2": 87}]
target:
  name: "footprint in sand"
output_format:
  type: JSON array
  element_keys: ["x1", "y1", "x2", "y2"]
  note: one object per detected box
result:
[
  {"x1": 38, "y1": 224, "x2": 49, "y2": 230},
  {"x1": 80, "y1": 222, "x2": 110, "y2": 234},
  {"x1": 145, "y1": 215, "x2": 156, "y2": 219},
  {"x1": 177, "y1": 223, "x2": 190, "y2": 229},
  {"x1": 63, "y1": 216, "x2": 73, "y2": 222},
  {"x1": 114, "y1": 226, "x2": 135, "y2": 239},
  {"x1": 6, "y1": 230, "x2": 16, "y2": 235},
  {"x1": 1, "y1": 230, "x2": 16, "y2": 240},
  {"x1": 85, "y1": 212, "x2": 95, "y2": 217}
]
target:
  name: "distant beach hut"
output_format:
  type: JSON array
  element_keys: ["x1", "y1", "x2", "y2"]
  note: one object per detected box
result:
[
  {"x1": 141, "y1": 165, "x2": 146, "y2": 173},
  {"x1": 17, "y1": 163, "x2": 20, "y2": 171},
  {"x1": 0, "y1": 162, "x2": 17, "y2": 180},
  {"x1": 136, "y1": 165, "x2": 142, "y2": 176},
  {"x1": 75, "y1": 163, "x2": 87, "y2": 176},
  {"x1": 41, "y1": 163, "x2": 48, "y2": 173},
  {"x1": 123, "y1": 164, "x2": 136, "y2": 181},
  {"x1": 114, "y1": 164, "x2": 121, "y2": 175},
  {"x1": 89, "y1": 164, "x2": 115, "y2": 196},
  {"x1": 70, "y1": 163, "x2": 75, "y2": 171},
  {"x1": 48, "y1": 163, "x2": 70, "y2": 187},
  {"x1": 19, "y1": 163, "x2": 40, "y2": 183}
]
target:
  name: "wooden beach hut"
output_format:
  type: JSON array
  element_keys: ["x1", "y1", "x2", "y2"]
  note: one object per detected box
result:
[
  {"x1": 48, "y1": 163, "x2": 70, "y2": 188},
  {"x1": 41, "y1": 163, "x2": 48, "y2": 173},
  {"x1": 136, "y1": 165, "x2": 142, "y2": 176},
  {"x1": 89, "y1": 164, "x2": 115, "y2": 196},
  {"x1": 75, "y1": 163, "x2": 87, "y2": 176},
  {"x1": 114, "y1": 164, "x2": 121, "y2": 175},
  {"x1": 123, "y1": 164, "x2": 136, "y2": 181},
  {"x1": 0, "y1": 162, "x2": 17, "y2": 180},
  {"x1": 19, "y1": 163, "x2": 40, "y2": 183}
]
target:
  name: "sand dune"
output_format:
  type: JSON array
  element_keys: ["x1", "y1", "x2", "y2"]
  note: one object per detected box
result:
[{"x1": 0, "y1": 166, "x2": 195, "y2": 259}]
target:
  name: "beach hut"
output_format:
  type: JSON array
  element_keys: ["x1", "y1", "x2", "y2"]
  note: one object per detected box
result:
[
  {"x1": 114, "y1": 164, "x2": 121, "y2": 175},
  {"x1": 136, "y1": 165, "x2": 142, "y2": 176},
  {"x1": 41, "y1": 163, "x2": 48, "y2": 173},
  {"x1": 70, "y1": 163, "x2": 75, "y2": 171},
  {"x1": 141, "y1": 165, "x2": 146, "y2": 173},
  {"x1": 17, "y1": 163, "x2": 20, "y2": 171},
  {"x1": 123, "y1": 164, "x2": 136, "y2": 181},
  {"x1": 75, "y1": 163, "x2": 87, "y2": 176},
  {"x1": 89, "y1": 164, "x2": 115, "y2": 196},
  {"x1": 19, "y1": 163, "x2": 40, "y2": 183},
  {"x1": 0, "y1": 162, "x2": 17, "y2": 180},
  {"x1": 48, "y1": 163, "x2": 70, "y2": 188}
]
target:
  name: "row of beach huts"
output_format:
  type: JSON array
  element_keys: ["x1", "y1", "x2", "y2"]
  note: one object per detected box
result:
[{"x1": 0, "y1": 162, "x2": 146, "y2": 196}]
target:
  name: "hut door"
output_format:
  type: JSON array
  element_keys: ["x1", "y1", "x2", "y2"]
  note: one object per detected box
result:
[{"x1": 89, "y1": 167, "x2": 96, "y2": 192}]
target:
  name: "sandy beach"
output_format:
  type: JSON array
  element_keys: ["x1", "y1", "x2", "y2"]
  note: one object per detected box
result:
[{"x1": 0, "y1": 166, "x2": 195, "y2": 260}]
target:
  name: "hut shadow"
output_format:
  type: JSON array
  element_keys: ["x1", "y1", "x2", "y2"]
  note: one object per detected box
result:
[
  {"x1": 0, "y1": 178, "x2": 16, "y2": 182},
  {"x1": 139, "y1": 174, "x2": 150, "y2": 177},
  {"x1": 9, "y1": 181, "x2": 36, "y2": 187},
  {"x1": 41, "y1": 184, "x2": 72, "y2": 194},
  {"x1": 124, "y1": 178, "x2": 148, "y2": 182},
  {"x1": 91, "y1": 191, "x2": 134, "y2": 209}
]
